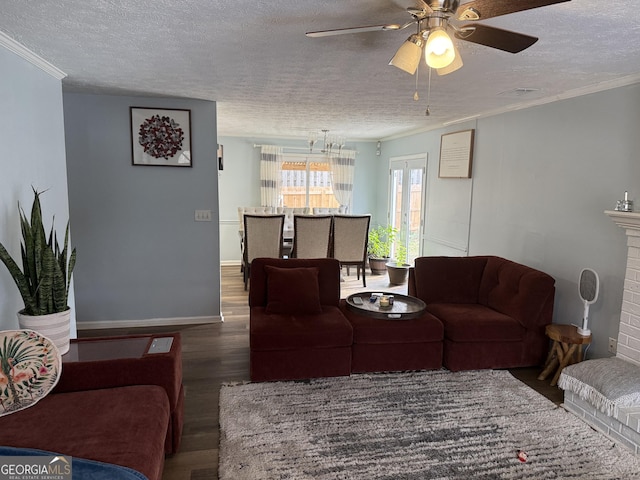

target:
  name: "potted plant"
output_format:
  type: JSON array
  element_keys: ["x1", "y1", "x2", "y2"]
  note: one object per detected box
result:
[
  {"x1": 0, "y1": 188, "x2": 76, "y2": 354},
  {"x1": 367, "y1": 224, "x2": 397, "y2": 275},
  {"x1": 386, "y1": 239, "x2": 411, "y2": 285}
]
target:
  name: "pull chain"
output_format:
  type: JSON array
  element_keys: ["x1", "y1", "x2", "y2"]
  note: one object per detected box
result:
[{"x1": 425, "y1": 67, "x2": 432, "y2": 116}]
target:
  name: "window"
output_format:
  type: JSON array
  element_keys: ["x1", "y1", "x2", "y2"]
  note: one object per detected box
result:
[{"x1": 280, "y1": 155, "x2": 340, "y2": 209}]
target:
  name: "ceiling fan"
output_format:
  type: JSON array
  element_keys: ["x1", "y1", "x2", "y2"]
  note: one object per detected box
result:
[{"x1": 306, "y1": 0, "x2": 571, "y2": 76}]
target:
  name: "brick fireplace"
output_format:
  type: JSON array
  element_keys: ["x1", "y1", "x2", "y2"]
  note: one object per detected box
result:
[
  {"x1": 561, "y1": 210, "x2": 640, "y2": 454},
  {"x1": 605, "y1": 210, "x2": 640, "y2": 366}
]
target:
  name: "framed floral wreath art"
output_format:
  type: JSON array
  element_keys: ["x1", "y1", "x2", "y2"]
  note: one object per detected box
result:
[{"x1": 130, "y1": 107, "x2": 192, "y2": 167}]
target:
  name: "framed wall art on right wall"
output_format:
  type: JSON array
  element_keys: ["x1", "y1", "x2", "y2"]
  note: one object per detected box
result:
[{"x1": 439, "y1": 129, "x2": 474, "y2": 178}]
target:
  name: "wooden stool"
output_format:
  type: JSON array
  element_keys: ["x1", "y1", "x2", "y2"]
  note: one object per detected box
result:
[{"x1": 538, "y1": 324, "x2": 592, "y2": 386}]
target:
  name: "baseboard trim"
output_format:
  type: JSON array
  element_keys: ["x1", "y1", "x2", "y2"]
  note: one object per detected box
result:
[
  {"x1": 77, "y1": 315, "x2": 222, "y2": 330},
  {"x1": 221, "y1": 260, "x2": 242, "y2": 266}
]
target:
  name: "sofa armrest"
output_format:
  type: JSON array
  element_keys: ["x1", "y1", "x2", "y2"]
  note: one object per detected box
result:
[
  {"x1": 54, "y1": 333, "x2": 183, "y2": 410},
  {"x1": 408, "y1": 267, "x2": 417, "y2": 297}
]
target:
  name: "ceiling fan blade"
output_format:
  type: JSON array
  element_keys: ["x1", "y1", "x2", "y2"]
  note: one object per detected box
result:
[
  {"x1": 306, "y1": 24, "x2": 402, "y2": 37},
  {"x1": 456, "y1": 0, "x2": 570, "y2": 21},
  {"x1": 390, "y1": 0, "x2": 433, "y2": 15},
  {"x1": 455, "y1": 24, "x2": 537, "y2": 53}
]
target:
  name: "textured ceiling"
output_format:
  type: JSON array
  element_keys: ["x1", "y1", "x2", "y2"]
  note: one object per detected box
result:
[{"x1": 1, "y1": 0, "x2": 639, "y2": 141}]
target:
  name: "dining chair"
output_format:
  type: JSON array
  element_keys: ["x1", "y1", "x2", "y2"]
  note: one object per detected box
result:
[
  {"x1": 292, "y1": 215, "x2": 333, "y2": 259},
  {"x1": 237, "y1": 206, "x2": 275, "y2": 271},
  {"x1": 242, "y1": 214, "x2": 285, "y2": 290},
  {"x1": 331, "y1": 214, "x2": 371, "y2": 287},
  {"x1": 277, "y1": 207, "x2": 309, "y2": 257}
]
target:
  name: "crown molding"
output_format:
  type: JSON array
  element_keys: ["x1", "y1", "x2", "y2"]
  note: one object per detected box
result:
[
  {"x1": 0, "y1": 30, "x2": 66, "y2": 80},
  {"x1": 382, "y1": 74, "x2": 640, "y2": 142}
]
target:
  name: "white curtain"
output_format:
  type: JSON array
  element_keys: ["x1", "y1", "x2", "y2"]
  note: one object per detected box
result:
[
  {"x1": 260, "y1": 145, "x2": 283, "y2": 207},
  {"x1": 329, "y1": 149, "x2": 356, "y2": 209}
]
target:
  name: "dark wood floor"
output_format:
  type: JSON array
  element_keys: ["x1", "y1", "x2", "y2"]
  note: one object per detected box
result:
[{"x1": 78, "y1": 265, "x2": 563, "y2": 480}]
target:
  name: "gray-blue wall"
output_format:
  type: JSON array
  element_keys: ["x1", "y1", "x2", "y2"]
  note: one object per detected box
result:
[
  {"x1": 63, "y1": 93, "x2": 220, "y2": 326},
  {"x1": 381, "y1": 83, "x2": 640, "y2": 359},
  {"x1": 0, "y1": 43, "x2": 75, "y2": 332}
]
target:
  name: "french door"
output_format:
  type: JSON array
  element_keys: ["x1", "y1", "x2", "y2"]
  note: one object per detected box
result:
[{"x1": 389, "y1": 154, "x2": 427, "y2": 265}]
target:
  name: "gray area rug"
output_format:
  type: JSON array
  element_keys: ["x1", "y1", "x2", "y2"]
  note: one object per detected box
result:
[{"x1": 219, "y1": 370, "x2": 640, "y2": 479}]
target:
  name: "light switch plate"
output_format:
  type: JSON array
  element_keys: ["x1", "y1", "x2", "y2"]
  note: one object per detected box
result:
[{"x1": 195, "y1": 209, "x2": 212, "y2": 221}]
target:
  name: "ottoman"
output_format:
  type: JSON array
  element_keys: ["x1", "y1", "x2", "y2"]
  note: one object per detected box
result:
[{"x1": 339, "y1": 299, "x2": 444, "y2": 373}]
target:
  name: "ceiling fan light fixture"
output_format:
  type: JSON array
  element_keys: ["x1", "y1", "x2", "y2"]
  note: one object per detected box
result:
[
  {"x1": 389, "y1": 34, "x2": 424, "y2": 75},
  {"x1": 425, "y1": 27, "x2": 455, "y2": 69},
  {"x1": 436, "y1": 42, "x2": 463, "y2": 75}
]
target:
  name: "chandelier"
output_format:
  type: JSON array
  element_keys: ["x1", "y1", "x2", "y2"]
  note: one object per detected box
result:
[{"x1": 308, "y1": 130, "x2": 346, "y2": 156}]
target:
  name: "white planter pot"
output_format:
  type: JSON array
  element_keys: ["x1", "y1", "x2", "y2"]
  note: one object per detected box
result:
[{"x1": 17, "y1": 309, "x2": 71, "y2": 355}]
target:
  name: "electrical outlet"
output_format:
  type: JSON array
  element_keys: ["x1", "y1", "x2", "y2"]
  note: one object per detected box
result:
[
  {"x1": 608, "y1": 337, "x2": 617, "y2": 354},
  {"x1": 194, "y1": 210, "x2": 212, "y2": 222}
]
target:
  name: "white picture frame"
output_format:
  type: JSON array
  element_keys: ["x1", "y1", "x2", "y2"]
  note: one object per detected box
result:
[
  {"x1": 439, "y1": 129, "x2": 474, "y2": 178},
  {"x1": 130, "y1": 107, "x2": 192, "y2": 167}
]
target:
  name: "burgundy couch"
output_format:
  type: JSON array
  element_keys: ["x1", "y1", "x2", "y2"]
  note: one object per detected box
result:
[
  {"x1": 0, "y1": 333, "x2": 183, "y2": 480},
  {"x1": 249, "y1": 257, "x2": 353, "y2": 382},
  {"x1": 408, "y1": 256, "x2": 556, "y2": 371}
]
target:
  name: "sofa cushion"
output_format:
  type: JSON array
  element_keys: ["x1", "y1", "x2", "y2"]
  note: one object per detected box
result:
[
  {"x1": 0, "y1": 385, "x2": 170, "y2": 480},
  {"x1": 264, "y1": 265, "x2": 322, "y2": 315},
  {"x1": 53, "y1": 333, "x2": 184, "y2": 455},
  {"x1": 426, "y1": 303, "x2": 525, "y2": 342},
  {"x1": 559, "y1": 357, "x2": 640, "y2": 416},
  {"x1": 249, "y1": 258, "x2": 341, "y2": 308},
  {"x1": 251, "y1": 306, "x2": 353, "y2": 350},
  {"x1": 0, "y1": 446, "x2": 147, "y2": 480},
  {"x1": 413, "y1": 256, "x2": 488, "y2": 304}
]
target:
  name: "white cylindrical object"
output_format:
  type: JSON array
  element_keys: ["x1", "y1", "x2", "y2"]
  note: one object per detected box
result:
[{"x1": 17, "y1": 309, "x2": 71, "y2": 354}]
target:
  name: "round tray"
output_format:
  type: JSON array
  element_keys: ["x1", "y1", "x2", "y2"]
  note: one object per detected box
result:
[{"x1": 345, "y1": 292, "x2": 426, "y2": 320}]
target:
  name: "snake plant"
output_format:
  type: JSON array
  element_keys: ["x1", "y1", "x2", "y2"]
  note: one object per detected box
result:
[{"x1": 0, "y1": 188, "x2": 76, "y2": 316}]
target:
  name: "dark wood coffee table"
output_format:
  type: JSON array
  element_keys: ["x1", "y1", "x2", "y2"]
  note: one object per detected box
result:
[{"x1": 345, "y1": 292, "x2": 426, "y2": 320}]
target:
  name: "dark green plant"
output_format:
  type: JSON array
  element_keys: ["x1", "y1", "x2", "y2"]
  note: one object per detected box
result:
[
  {"x1": 0, "y1": 188, "x2": 76, "y2": 316},
  {"x1": 368, "y1": 224, "x2": 397, "y2": 259}
]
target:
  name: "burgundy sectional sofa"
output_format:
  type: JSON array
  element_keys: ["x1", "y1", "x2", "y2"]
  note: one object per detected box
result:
[
  {"x1": 0, "y1": 333, "x2": 183, "y2": 480},
  {"x1": 409, "y1": 256, "x2": 556, "y2": 371}
]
